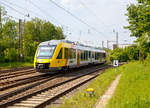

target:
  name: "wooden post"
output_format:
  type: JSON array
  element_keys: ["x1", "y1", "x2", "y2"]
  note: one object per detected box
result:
[
  {"x1": 19, "y1": 19, "x2": 22, "y2": 62},
  {"x1": 102, "y1": 41, "x2": 104, "y2": 49},
  {"x1": 107, "y1": 40, "x2": 109, "y2": 64},
  {"x1": 23, "y1": 19, "x2": 26, "y2": 61},
  {"x1": 0, "y1": 7, "x2": 2, "y2": 36}
]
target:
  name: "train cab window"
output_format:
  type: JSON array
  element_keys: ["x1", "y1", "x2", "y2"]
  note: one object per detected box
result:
[
  {"x1": 64, "y1": 48, "x2": 68, "y2": 59},
  {"x1": 37, "y1": 46, "x2": 56, "y2": 58},
  {"x1": 57, "y1": 48, "x2": 62, "y2": 59}
]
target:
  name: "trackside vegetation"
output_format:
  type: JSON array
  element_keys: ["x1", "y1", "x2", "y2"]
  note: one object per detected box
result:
[
  {"x1": 125, "y1": 0, "x2": 150, "y2": 61},
  {"x1": 109, "y1": 45, "x2": 139, "y2": 63},
  {"x1": 57, "y1": 67, "x2": 123, "y2": 108},
  {"x1": 0, "y1": 62, "x2": 33, "y2": 69},
  {"x1": 0, "y1": 6, "x2": 65, "y2": 64},
  {"x1": 108, "y1": 62, "x2": 150, "y2": 108}
]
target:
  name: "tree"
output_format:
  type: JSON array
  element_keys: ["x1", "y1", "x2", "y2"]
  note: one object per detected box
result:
[
  {"x1": 125, "y1": 1, "x2": 150, "y2": 60},
  {"x1": 0, "y1": 8, "x2": 65, "y2": 63},
  {"x1": 109, "y1": 46, "x2": 139, "y2": 62}
]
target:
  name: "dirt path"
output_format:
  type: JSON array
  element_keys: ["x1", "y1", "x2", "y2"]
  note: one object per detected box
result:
[{"x1": 95, "y1": 74, "x2": 121, "y2": 108}]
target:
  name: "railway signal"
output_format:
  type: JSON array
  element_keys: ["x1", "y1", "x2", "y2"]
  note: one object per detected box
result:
[{"x1": 113, "y1": 60, "x2": 119, "y2": 72}]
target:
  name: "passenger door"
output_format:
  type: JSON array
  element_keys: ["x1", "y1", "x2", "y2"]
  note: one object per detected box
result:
[
  {"x1": 77, "y1": 50, "x2": 80, "y2": 67},
  {"x1": 56, "y1": 48, "x2": 64, "y2": 67}
]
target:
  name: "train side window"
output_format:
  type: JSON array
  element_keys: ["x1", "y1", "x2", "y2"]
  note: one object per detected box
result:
[
  {"x1": 96, "y1": 52, "x2": 99, "y2": 60},
  {"x1": 85, "y1": 51, "x2": 88, "y2": 60},
  {"x1": 103, "y1": 53, "x2": 106, "y2": 57},
  {"x1": 98, "y1": 53, "x2": 100, "y2": 59},
  {"x1": 81, "y1": 50, "x2": 84, "y2": 61},
  {"x1": 89, "y1": 51, "x2": 91, "y2": 58},
  {"x1": 64, "y1": 48, "x2": 68, "y2": 59},
  {"x1": 97, "y1": 52, "x2": 100, "y2": 60},
  {"x1": 73, "y1": 49, "x2": 76, "y2": 59},
  {"x1": 80, "y1": 50, "x2": 82, "y2": 60},
  {"x1": 57, "y1": 48, "x2": 62, "y2": 59},
  {"x1": 84, "y1": 51, "x2": 86, "y2": 60},
  {"x1": 95, "y1": 52, "x2": 98, "y2": 60},
  {"x1": 92, "y1": 52, "x2": 95, "y2": 58},
  {"x1": 70, "y1": 49, "x2": 74, "y2": 59}
]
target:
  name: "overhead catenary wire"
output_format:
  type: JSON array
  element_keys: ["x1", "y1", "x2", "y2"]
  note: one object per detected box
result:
[
  {"x1": 27, "y1": 0, "x2": 63, "y2": 26},
  {"x1": 79, "y1": 1, "x2": 104, "y2": 24},
  {"x1": 1, "y1": 0, "x2": 43, "y2": 19},
  {"x1": 79, "y1": 0, "x2": 116, "y2": 31},
  {"x1": 0, "y1": 1, "x2": 28, "y2": 18},
  {"x1": 48, "y1": 0, "x2": 106, "y2": 36},
  {"x1": 7, "y1": 14, "x2": 20, "y2": 20}
]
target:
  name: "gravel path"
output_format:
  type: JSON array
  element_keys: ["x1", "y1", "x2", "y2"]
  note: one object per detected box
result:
[{"x1": 95, "y1": 74, "x2": 121, "y2": 108}]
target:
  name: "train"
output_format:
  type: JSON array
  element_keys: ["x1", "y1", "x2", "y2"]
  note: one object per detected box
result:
[{"x1": 34, "y1": 40, "x2": 106, "y2": 73}]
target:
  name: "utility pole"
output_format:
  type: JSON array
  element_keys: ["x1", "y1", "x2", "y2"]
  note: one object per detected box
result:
[
  {"x1": 0, "y1": 7, "x2": 2, "y2": 36},
  {"x1": 0, "y1": 7, "x2": 2, "y2": 53},
  {"x1": 116, "y1": 32, "x2": 118, "y2": 48},
  {"x1": 107, "y1": 40, "x2": 109, "y2": 49},
  {"x1": 19, "y1": 19, "x2": 22, "y2": 62},
  {"x1": 102, "y1": 41, "x2": 104, "y2": 49},
  {"x1": 23, "y1": 19, "x2": 26, "y2": 61},
  {"x1": 106, "y1": 40, "x2": 109, "y2": 64}
]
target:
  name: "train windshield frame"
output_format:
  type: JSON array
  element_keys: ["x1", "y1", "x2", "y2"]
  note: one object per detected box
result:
[{"x1": 36, "y1": 46, "x2": 56, "y2": 58}]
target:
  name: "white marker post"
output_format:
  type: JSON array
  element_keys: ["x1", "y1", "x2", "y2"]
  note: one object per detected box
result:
[{"x1": 113, "y1": 60, "x2": 119, "y2": 72}]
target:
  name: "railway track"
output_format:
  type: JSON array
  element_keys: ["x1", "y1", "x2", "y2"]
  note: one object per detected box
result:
[
  {"x1": 0, "y1": 69, "x2": 34, "y2": 81},
  {"x1": 0, "y1": 67, "x2": 33, "y2": 74},
  {"x1": 0, "y1": 73, "x2": 57, "y2": 92},
  {"x1": 0, "y1": 65, "x2": 110, "y2": 108}
]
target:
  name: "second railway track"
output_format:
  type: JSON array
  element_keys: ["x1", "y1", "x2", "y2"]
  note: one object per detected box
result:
[{"x1": 0, "y1": 68, "x2": 34, "y2": 81}]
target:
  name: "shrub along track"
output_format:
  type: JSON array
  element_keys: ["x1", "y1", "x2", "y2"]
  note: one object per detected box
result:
[{"x1": 0, "y1": 65, "x2": 110, "y2": 108}]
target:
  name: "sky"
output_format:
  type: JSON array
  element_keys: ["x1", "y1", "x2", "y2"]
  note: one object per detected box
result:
[{"x1": 0, "y1": 0, "x2": 137, "y2": 48}]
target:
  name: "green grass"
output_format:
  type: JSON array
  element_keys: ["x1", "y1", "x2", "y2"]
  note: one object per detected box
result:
[
  {"x1": 56, "y1": 66, "x2": 123, "y2": 108},
  {"x1": 108, "y1": 62, "x2": 150, "y2": 108},
  {"x1": 0, "y1": 62, "x2": 33, "y2": 69}
]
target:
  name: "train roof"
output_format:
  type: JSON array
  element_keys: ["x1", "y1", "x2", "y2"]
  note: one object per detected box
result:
[{"x1": 39, "y1": 40, "x2": 105, "y2": 53}]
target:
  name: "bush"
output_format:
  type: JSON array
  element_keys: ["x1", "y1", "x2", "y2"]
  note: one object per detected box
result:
[
  {"x1": 109, "y1": 46, "x2": 139, "y2": 62},
  {"x1": 4, "y1": 48, "x2": 18, "y2": 62}
]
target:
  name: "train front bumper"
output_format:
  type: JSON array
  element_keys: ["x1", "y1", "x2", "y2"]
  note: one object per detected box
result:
[{"x1": 35, "y1": 59, "x2": 61, "y2": 73}]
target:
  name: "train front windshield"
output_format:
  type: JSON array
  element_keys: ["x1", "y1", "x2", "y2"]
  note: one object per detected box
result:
[{"x1": 37, "y1": 46, "x2": 55, "y2": 58}]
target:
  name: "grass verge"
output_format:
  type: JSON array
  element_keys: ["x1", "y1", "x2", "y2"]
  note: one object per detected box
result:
[
  {"x1": 0, "y1": 62, "x2": 33, "y2": 69},
  {"x1": 57, "y1": 66, "x2": 122, "y2": 108},
  {"x1": 108, "y1": 62, "x2": 150, "y2": 108}
]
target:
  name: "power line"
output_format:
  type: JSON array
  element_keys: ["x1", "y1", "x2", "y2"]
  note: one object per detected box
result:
[
  {"x1": 48, "y1": 0, "x2": 106, "y2": 36},
  {"x1": 79, "y1": 0, "x2": 116, "y2": 30},
  {"x1": 28, "y1": 0, "x2": 62, "y2": 25},
  {"x1": 80, "y1": 1, "x2": 102, "y2": 23},
  {"x1": 7, "y1": 14, "x2": 20, "y2": 20},
  {"x1": 0, "y1": 1, "x2": 28, "y2": 18},
  {"x1": 1, "y1": 0, "x2": 43, "y2": 18}
]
